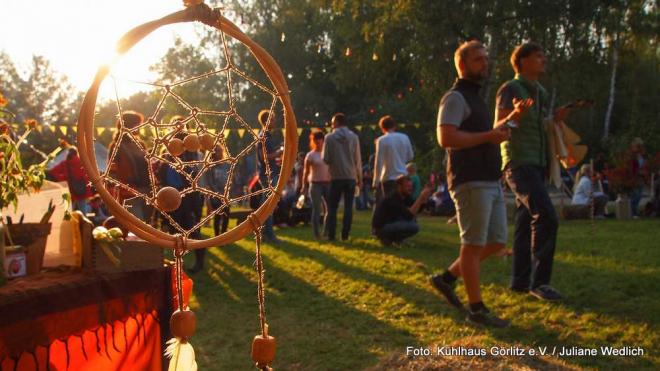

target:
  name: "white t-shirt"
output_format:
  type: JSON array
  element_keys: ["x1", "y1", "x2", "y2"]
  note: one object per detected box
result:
[
  {"x1": 373, "y1": 131, "x2": 414, "y2": 185},
  {"x1": 572, "y1": 176, "x2": 593, "y2": 205},
  {"x1": 305, "y1": 150, "x2": 331, "y2": 182}
]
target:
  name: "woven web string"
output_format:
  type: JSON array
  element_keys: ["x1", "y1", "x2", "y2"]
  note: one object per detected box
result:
[{"x1": 102, "y1": 16, "x2": 281, "y2": 239}]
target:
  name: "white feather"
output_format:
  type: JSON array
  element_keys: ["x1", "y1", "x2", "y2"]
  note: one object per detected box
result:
[{"x1": 165, "y1": 337, "x2": 197, "y2": 371}]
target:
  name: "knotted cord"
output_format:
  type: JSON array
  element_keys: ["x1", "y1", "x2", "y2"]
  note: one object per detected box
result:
[{"x1": 248, "y1": 214, "x2": 267, "y2": 338}]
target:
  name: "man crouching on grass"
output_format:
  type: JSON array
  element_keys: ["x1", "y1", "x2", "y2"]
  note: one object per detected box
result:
[
  {"x1": 429, "y1": 40, "x2": 532, "y2": 328},
  {"x1": 371, "y1": 175, "x2": 433, "y2": 246}
]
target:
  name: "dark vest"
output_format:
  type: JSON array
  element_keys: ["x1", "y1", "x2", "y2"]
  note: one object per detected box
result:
[{"x1": 445, "y1": 79, "x2": 502, "y2": 189}]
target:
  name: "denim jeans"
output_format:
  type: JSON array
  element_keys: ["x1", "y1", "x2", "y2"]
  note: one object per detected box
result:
[
  {"x1": 505, "y1": 165, "x2": 559, "y2": 290},
  {"x1": 326, "y1": 179, "x2": 356, "y2": 240},
  {"x1": 72, "y1": 199, "x2": 91, "y2": 214},
  {"x1": 310, "y1": 182, "x2": 330, "y2": 238},
  {"x1": 375, "y1": 180, "x2": 397, "y2": 204},
  {"x1": 630, "y1": 186, "x2": 643, "y2": 216},
  {"x1": 376, "y1": 220, "x2": 419, "y2": 243},
  {"x1": 260, "y1": 173, "x2": 280, "y2": 240}
]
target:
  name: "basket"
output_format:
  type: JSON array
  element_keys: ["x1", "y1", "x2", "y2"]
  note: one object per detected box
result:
[{"x1": 5, "y1": 223, "x2": 52, "y2": 275}]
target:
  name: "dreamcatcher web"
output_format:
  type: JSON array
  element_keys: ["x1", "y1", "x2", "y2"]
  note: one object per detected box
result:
[
  {"x1": 75, "y1": 4, "x2": 293, "y2": 369},
  {"x1": 102, "y1": 15, "x2": 283, "y2": 239}
]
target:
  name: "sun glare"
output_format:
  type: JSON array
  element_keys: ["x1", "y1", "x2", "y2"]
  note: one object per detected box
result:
[{"x1": 1, "y1": 0, "x2": 203, "y2": 101}]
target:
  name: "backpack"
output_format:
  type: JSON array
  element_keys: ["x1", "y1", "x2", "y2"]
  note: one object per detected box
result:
[{"x1": 67, "y1": 161, "x2": 87, "y2": 196}]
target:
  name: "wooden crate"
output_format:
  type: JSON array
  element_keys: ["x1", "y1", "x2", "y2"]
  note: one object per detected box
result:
[
  {"x1": 91, "y1": 240, "x2": 164, "y2": 274},
  {"x1": 78, "y1": 213, "x2": 163, "y2": 273}
]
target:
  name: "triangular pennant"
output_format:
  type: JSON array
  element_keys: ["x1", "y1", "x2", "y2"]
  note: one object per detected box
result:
[
  {"x1": 414, "y1": 123, "x2": 421, "y2": 128},
  {"x1": 355, "y1": 125, "x2": 362, "y2": 131},
  {"x1": 237, "y1": 129, "x2": 245, "y2": 138},
  {"x1": 297, "y1": 128, "x2": 303, "y2": 135}
]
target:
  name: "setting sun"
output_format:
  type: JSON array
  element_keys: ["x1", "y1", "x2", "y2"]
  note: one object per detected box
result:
[{"x1": 1, "y1": 0, "x2": 203, "y2": 100}]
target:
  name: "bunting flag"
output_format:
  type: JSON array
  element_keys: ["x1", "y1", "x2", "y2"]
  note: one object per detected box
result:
[{"x1": 16, "y1": 122, "x2": 430, "y2": 141}]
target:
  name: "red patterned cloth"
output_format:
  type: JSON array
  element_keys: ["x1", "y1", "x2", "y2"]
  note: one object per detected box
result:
[{"x1": 0, "y1": 267, "x2": 175, "y2": 370}]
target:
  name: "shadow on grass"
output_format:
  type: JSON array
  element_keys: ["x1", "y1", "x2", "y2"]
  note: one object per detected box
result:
[
  {"x1": 276, "y1": 236, "x2": 656, "y2": 370},
  {"x1": 485, "y1": 318, "x2": 655, "y2": 369},
  {"x1": 191, "y1": 244, "x2": 421, "y2": 371},
  {"x1": 545, "y1": 259, "x2": 659, "y2": 326},
  {"x1": 277, "y1": 237, "x2": 462, "y2": 316}
]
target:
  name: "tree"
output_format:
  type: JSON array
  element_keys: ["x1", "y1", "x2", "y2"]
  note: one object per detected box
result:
[{"x1": 0, "y1": 52, "x2": 79, "y2": 125}]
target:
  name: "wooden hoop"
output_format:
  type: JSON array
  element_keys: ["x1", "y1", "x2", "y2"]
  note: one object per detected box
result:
[{"x1": 77, "y1": 4, "x2": 298, "y2": 250}]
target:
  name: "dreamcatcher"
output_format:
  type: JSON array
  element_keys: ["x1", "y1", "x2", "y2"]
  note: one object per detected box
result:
[{"x1": 77, "y1": 1, "x2": 297, "y2": 369}]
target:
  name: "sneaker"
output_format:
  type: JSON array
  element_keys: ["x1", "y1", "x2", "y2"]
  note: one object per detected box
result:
[
  {"x1": 529, "y1": 285, "x2": 562, "y2": 301},
  {"x1": 466, "y1": 307, "x2": 510, "y2": 328},
  {"x1": 429, "y1": 275, "x2": 464, "y2": 310}
]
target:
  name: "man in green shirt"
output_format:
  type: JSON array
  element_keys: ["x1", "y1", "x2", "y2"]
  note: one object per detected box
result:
[{"x1": 495, "y1": 42, "x2": 571, "y2": 301}]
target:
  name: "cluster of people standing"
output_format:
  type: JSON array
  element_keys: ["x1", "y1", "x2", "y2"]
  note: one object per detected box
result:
[{"x1": 44, "y1": 38, "x2": 658, "y2": 331}]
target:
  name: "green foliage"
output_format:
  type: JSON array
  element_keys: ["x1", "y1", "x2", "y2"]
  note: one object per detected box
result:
[
  {"x1": 0, "y1": 94, "x2": 61, "y2": 212},
  {"x1": 0, "y1": 52, "x2": 81, "y2": 125},
  {"x1": 195, "y1": 0, "x2": 659, "y2": 165}
]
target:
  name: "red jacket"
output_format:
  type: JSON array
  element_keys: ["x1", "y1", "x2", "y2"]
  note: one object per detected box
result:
[{"x1": 49, "y1": 154, "x2": 94, "y2": 201}]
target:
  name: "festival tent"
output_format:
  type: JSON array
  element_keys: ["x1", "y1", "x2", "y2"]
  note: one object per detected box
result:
[{"x1": 47, "y1": 141, "x2": 109, "y2": 173}]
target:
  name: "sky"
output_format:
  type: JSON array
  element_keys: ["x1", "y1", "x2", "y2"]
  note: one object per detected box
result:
[{"x1": 1, "y1": 0, "x2": 207, "y2": 99}]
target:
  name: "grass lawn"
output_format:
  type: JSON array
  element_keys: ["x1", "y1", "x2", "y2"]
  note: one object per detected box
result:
[{"x1": 181, "y1": 211, "x2": 659, "y2": 370}]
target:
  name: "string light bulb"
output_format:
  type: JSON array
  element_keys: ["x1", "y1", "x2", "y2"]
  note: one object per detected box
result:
[
  {"x1": 372, "y1": 52, "x2": 379, "y2": 61},
  {"x1": 345, "y1": 47, "x2": 352, "y2": 57},
  {"x1": 392, "y1": 53, "x2": 397, "y2": 61},
  {"x1": 281, "y1": 32, "x2": 286, "y2": 42}
]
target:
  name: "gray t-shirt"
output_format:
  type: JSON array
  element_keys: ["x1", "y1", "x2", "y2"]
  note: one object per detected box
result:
[
  {"x1": 436, "y1": 90, "x2": 499, "y2": 189},
  {"x1": 437, "y1": 91, "x2": 471, "y2": 129}
]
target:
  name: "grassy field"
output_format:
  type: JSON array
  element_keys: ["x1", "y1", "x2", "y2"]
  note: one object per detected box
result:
[{"x1": 182, "y1": 211, "x2": 659, "y2": 370}]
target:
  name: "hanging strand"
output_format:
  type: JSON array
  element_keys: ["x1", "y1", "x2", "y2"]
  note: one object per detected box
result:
[
  {"x1": 174, "y1": 234, "x2": 187, "y2": 311},
  {"x1": 248, "y1": 214, "x2": 267, "y2": 338}
]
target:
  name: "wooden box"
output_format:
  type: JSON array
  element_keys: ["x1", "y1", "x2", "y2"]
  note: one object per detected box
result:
[{"x1": 78, "y1": 213, "x2": 163, "y2": 273}]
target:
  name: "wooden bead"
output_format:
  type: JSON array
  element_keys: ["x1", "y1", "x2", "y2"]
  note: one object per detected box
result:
[
  {"x1": 183, "y1": 134, "x2": 200, "y2": 152},
  {"x1": 251, "y1": 334, "x2": 276, "y2": 366},
  {"x1": 156, "y1": 187, "x2": 182, "y2": 212},
  {"x1": 167, "y1": 138, "x2": 185, "y2": 156},
  {"x1": 170, "y1": 309, "x2": 196, "y2": 339},
  {"x1": 199, "y1": 133, "x2": 215, "y2": 151}
]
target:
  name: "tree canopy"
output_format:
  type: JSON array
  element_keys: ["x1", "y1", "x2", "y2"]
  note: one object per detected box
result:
[{"x1": 1, "y1": 0, "x2": 657, "y2": 172}]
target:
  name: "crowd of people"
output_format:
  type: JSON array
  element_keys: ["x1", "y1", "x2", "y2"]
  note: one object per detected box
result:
[{"x1": 40, "y1": 40, "x2": 660, "y2": 329}]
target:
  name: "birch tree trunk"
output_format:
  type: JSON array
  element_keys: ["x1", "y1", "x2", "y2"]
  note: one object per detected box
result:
[{"x1": 602, "y1": 37, "x2": 619, "y2": 141}]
